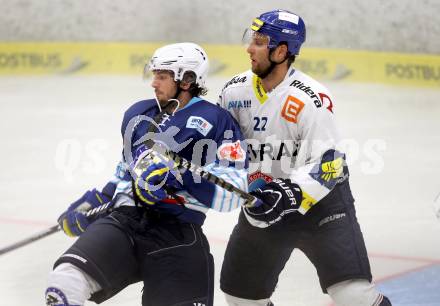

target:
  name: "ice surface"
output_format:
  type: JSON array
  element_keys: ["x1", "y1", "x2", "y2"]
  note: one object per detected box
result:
[{"x1": 0, "y1": 75, "x2": 439, "y2": 306}]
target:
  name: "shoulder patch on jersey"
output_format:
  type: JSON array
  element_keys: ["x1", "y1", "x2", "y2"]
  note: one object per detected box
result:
[
  {"x1": 217, "y1": 141, "x2": 246, "y2": 162},
  {"x1": 186, "y1": 116, "x2": 213, "y2": 136},
  {"x1": 318, "y1": 92, "x2": 334, "y2": 113},
  {"x1": 222, "y1": 75, "x2": 248, "y2": 91},
  {"x1": 289, "y1": 79, "x2": 322, "y2": 108},
  {"x1": 281, "y1": 95, "x2": 305, "y2": 123}
]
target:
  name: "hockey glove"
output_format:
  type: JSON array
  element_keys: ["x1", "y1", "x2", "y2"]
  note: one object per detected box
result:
[
  {"x1": 244, "y1": 178, "x2": 302, "y2": 228},
  {"x1": 58, "y1": 189, "x2": 111, "y2": 237},
  {"x1": 134, "y1": 161, "x2": 180, "y2": 206}
]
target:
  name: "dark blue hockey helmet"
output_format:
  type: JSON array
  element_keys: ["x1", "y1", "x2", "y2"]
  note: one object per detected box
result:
[{"x1": 245, "y1": 9, "x2": 306, "y2": 55}]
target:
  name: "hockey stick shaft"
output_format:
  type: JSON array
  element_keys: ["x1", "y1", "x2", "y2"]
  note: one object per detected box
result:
[
  {"x1": 148, "y1": 147, "x2": 260, "y2": 208},
  {"x1": 0, "y1": 224, "x2": 60, "y2": 256},
  {"x1": 0, "y1": 201, "x2": 113, "y2": 256}
]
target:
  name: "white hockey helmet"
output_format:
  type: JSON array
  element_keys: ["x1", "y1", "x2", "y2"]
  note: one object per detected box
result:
[{"x1": 147, "y1": 42, "x2": 209, "y2": 89}]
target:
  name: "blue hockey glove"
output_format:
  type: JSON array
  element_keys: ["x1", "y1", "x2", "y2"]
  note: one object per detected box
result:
[
  {"x1": 58, "y1": 189, "x2": 111, "y2": 237},
  {"x1": 134, "y1": 161, "x2": 180, "y2": 206},
  {"x1": 244, "y1": 178, "x2": 302, "y2": 228}
]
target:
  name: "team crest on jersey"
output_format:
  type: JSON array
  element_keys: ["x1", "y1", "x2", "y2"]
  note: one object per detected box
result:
[
  {"x1": 281, "y1": 95, "x2": 305, "y2": 123},
  {"x1": 186, "y1": 116, "x2": 213, "y2": 136},
  {"x1": 248, "y1": 171, "x2": 273, "y2": 191},
  {"x1": 217, "y1": 141, "x2": 246, "y2": 162}
]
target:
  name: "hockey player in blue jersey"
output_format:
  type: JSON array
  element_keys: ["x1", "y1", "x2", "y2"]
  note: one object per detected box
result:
[{"x1": 46, "y1": 43, "x2": 248, "y2": 306}]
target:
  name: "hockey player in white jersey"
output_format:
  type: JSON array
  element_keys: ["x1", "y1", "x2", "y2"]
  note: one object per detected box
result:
[{"x1": 218, "y1": 9, "x2": 392, "y2": 306}]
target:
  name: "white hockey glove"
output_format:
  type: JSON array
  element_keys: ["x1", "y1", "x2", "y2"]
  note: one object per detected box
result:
[{"x1": 244, "y1": 178, "x2": 302, "y2": 228}]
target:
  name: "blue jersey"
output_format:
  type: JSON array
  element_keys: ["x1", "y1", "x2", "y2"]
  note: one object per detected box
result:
[{"x1": 100, "y1": 97, "x2": 248, "y2": 225}]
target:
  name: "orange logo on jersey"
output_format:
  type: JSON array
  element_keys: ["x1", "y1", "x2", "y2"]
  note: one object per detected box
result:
[{"x1": 281, "y1": 95, "x2": 305, "y2": 123}]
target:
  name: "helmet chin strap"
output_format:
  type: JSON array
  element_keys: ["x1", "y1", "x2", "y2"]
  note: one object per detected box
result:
[
  {"x1": 156, "y1": 81, "x2": 185, "y2": 112},
  {"x1": 159, "y1": 80, "x2": 193, "y2": 112},
  {"x1": 257, "y1": 48, "x2": 288, "y2": 79}
]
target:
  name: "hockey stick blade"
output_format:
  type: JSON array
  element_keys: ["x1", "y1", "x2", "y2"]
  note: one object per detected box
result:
[
  {"x1": 147, "y1": 147, "x2": 260, "y2": 208},
  {"x1": 0, "y1": 201, "x2": 114, "y2": 257}
]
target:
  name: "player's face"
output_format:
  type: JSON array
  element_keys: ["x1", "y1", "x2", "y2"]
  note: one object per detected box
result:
[
  {"x1": 245, "y1": 31, "x2": 272, "y2": 76},
  {"x1": 151, "y1": 70, "x2": 178, "y2": 104}
]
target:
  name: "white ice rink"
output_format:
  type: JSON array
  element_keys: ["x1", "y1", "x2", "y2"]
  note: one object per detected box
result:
[{"x1": 0, "y1": 75, "x2": 439, "y2": 306}]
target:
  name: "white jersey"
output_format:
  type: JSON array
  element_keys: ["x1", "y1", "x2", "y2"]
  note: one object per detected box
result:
[{"x1": 218, "y1": 66, "x2": 347, "y2": 214}]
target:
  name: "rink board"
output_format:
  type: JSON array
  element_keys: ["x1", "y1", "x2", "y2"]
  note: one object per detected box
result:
[{"x1": 0, "y1": 42, "x2": 439, "y2": 87}]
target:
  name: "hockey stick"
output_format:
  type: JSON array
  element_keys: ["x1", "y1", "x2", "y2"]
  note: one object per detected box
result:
[
  {"x1": 0, "y1": 101, "x2": 181, "y2": 257},
  {"x1": 130, "y1": 99, "x2": 256, "y2": 206},
  {"x1": 147, "y1": 147, "x2": 260, "y2": 208},
  {"x1": 0, "y1": 147, "x2": 257, "y2": 256},
  {"x1": 132, "y1": 99, "x2": 259, "y2": 207},
  {"x1": 0, "y1": 224, "x2": 60, "y2": 256},
  {"x1": 0, "y1": 201, "x2": 113, "y2": 256}
]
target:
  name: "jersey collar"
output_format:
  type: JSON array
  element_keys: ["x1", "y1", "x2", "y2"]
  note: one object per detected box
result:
[
  {"x1": 252, "y1": 66, "x2": 296, "y2": 105},
  {"x1": 252, "y1": 74, "x2": 268, "y2": 105},
  {"x1": 179, "y1": 97, "x2": 202, "y2": 111}
]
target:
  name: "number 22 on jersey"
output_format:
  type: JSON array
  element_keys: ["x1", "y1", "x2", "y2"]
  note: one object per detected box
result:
[{"x1": 253, "y1": 116, "x2": 268, "y2": 131}]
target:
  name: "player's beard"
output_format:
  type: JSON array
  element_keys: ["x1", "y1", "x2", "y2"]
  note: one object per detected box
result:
[
  {"x1": 252, "y1": 58, "x2": 276, "y2": 79},
  {"x1": 155, "y1": 89, "x2": 177, "y2": 107}
]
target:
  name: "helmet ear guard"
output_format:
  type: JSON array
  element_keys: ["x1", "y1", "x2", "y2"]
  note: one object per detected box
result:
[{"x1": 181, "y1": 70, "x2": 197, "y2": 85}]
